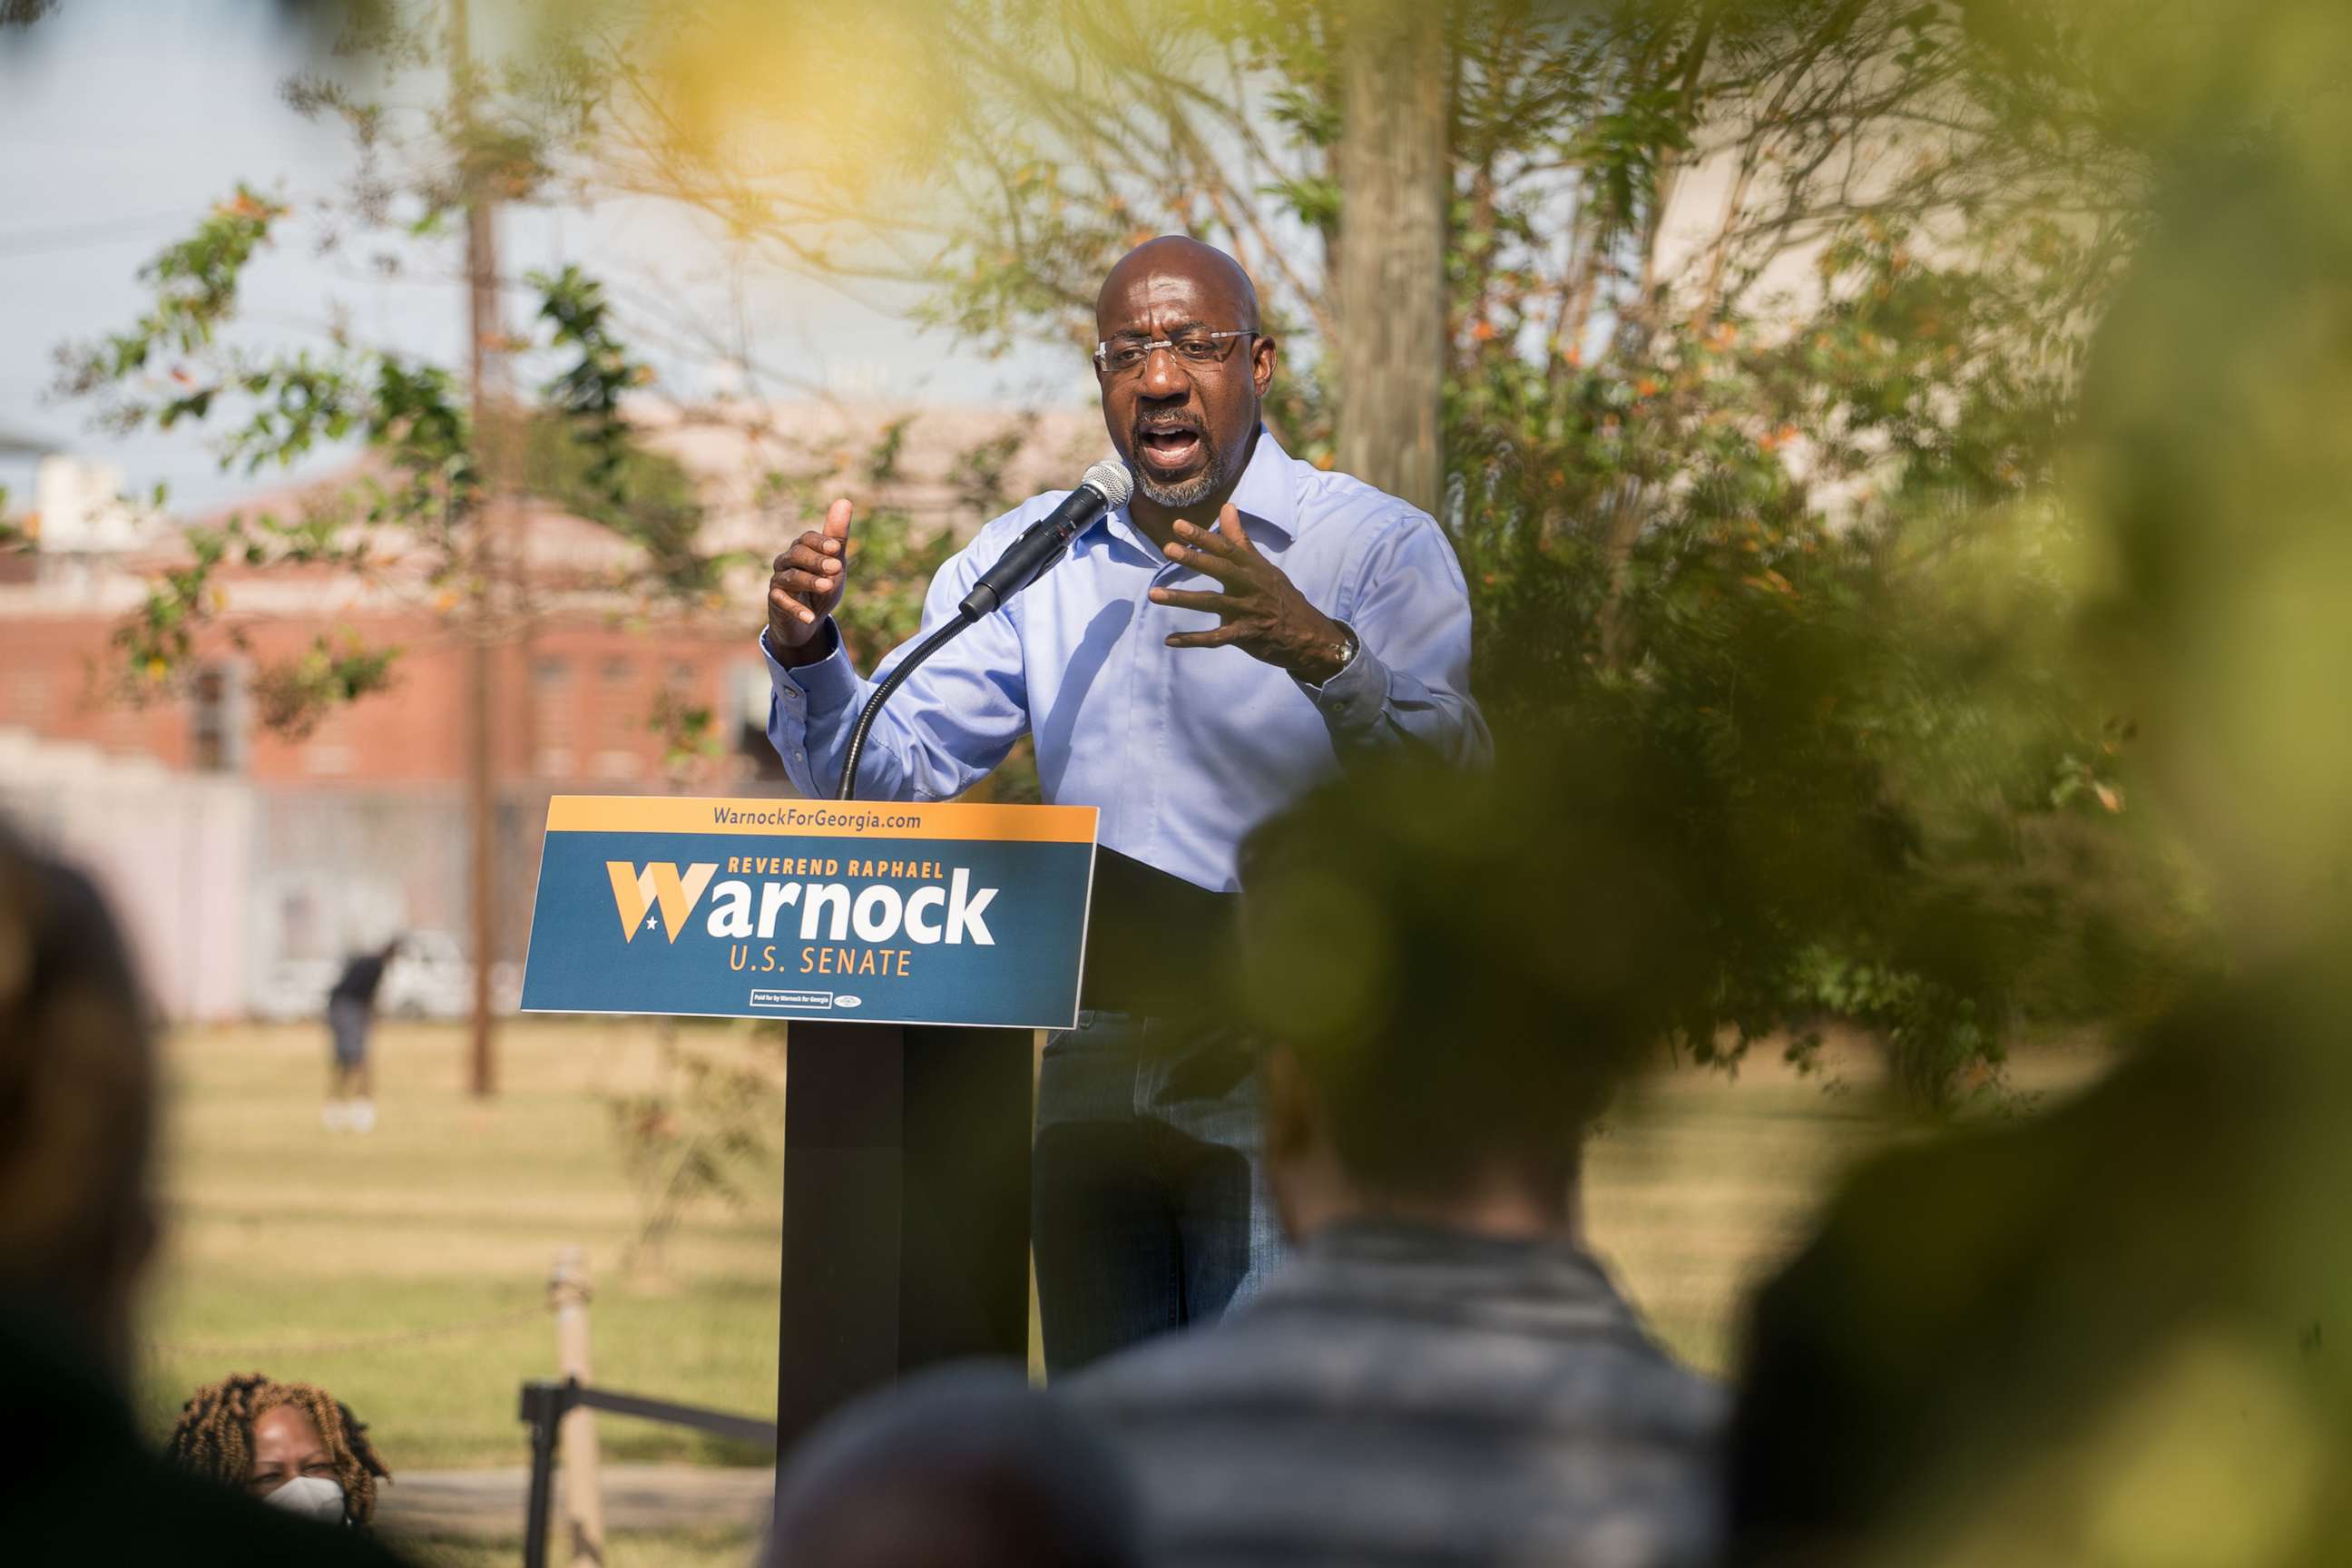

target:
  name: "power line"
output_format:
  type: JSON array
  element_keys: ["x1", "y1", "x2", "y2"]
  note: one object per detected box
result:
[{"x1": 0, "y1": 210, "x2": 197, "y2": 260}]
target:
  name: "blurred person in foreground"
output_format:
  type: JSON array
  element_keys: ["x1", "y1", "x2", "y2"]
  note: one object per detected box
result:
[
  {"x1": 1728, "y1": 5, "x2": 2352, "y2": 1565},
  {"x1": 168, "y1": 1374, "x2": 393, "y2": 1532},
  {"x1": 1065, "y1": 755, "x2": 1724, "y2": 1568},
  {"x1": 324, "y1": 936, "x2": 398, "y2": 1133},
  {"x1": 0, "y1": 823, "x2": 405, "y2": 1566},
  {"x1": 764, "y1": 1363, "x2": 1151, "y2": 1568}
]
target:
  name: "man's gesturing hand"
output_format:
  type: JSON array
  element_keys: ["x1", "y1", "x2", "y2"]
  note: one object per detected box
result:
[
  {"x1": 1149, "y1": 504, "x2": 1353, "y2": 684},
  {"x1": 766, "y1": 498, "x2": 853, "y2": 666}
]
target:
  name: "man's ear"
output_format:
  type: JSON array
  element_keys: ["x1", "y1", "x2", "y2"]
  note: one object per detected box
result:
[{"x1": 1251, "y1": 332, "x2": 1278, "y2": 399}]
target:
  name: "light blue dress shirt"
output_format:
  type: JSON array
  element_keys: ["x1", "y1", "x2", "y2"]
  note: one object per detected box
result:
[{"x1": 763, "y1": 430, "x2": 1490, "y2": 892}]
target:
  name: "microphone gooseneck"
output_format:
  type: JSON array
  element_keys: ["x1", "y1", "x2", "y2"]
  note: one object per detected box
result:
[
  {"x1": 838, "y1": 459, "x2": 1134, "y2": 799},
  {"x1": 836, "y1": 612, "x2": 975, "y2": 801}
]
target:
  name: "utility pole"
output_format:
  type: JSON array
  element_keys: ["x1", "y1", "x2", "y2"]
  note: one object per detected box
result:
[
  {"x1": 452, "y1": 0, "x2": 503, "y2": 1098},
  {"x1": 1334, "y1": 0, "x2": 1451, "y2": 516}
]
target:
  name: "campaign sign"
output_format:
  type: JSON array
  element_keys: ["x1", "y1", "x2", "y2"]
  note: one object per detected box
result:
[{"x1": 520, "y1": 797, "x2": 1099, "y2": 1030}]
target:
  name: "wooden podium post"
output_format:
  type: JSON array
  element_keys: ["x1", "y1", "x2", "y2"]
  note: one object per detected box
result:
[
  {"x1": 775, "y1": 1020, "x2": 1034, "y2": 1446},
  {"x1": 766, "y1": 847, "x2": 1237, "y2": 1545}
]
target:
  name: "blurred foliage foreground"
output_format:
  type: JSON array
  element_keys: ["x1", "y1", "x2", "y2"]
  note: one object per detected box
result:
[{"x1": 1722, "y1": 0, "x2": 2352, "y2": 1563}]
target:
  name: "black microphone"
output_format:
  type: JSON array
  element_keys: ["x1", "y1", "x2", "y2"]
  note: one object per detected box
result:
[
  {"x1": 836, "y1": 457, "x2": 1135, "y2": 798},
  {"x1": 958, "y1": 458, "x2": 1135, "y2": 617}
]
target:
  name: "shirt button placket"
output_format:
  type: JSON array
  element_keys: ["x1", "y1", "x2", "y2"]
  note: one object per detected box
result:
[{"x1": 1144, "y1": 554, "x2": 1185, "y2": 872}]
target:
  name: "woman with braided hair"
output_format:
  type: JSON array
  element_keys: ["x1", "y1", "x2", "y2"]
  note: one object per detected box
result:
[{"x1": 168, "y1": 1373, "x2": 393, "y2": 1530}]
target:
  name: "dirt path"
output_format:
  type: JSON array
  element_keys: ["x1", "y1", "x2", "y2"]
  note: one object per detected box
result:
[{"x1": 377, "y1": 1465, "x2": 770, "y2": 1539}]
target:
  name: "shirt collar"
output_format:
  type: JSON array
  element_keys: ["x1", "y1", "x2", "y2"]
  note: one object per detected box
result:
[
  {"x1": 1253, "y1": 1217, "x2": 1631, "y2": 1328},
  {"x1": 1224, "y1": 426, "x2": 1298, "y2": 542},
  {"x1": 1093, "y1": 426, "x2": 1297, "y2": 555}
]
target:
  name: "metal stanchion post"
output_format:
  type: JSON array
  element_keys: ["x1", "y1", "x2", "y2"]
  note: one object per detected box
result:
[{"x1": 517, "y1": 1380, "x2": 567, "y2": 1568}]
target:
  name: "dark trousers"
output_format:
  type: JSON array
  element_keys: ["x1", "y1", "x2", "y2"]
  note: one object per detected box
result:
[
  {"x1": 328, "y1": 996, "x2": 370, "y2": 1065},
  {"x1": 1031, "y1": 1010, "x2": 1286, "y2": 1377}
]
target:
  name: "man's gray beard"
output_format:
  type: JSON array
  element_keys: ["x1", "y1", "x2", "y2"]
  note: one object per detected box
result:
[{"x1": 1136, "y1": 465, "x2": 1220, "y2": 508}]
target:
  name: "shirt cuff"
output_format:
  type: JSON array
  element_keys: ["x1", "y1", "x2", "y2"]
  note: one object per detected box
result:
[
  {"x1": 761, "y1": 620, "x2": 860, "y2": 718},
  {"x1": 1300, "y1": 635, "x2": 1387, "y2": 739}
]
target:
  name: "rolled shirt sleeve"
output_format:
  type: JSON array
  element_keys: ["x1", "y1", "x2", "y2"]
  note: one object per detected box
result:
[
  {"x1": 760, "y1": 622, "x2": 852, "y2": 799},
  {"x1": 1299, "y1": 512, "x2": 1493, "y2": 767},
  {"x1": 762, "y1": 514, "x2": 1034, "y2": 801}
]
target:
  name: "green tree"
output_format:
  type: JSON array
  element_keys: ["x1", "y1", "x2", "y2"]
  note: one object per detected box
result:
[
  {"x1": 55, "y1": 1, "x2": 2212, "y2": 1101},
  {"x1": 54, "y1": 198, "x2": 714, "y2": 732},
  {"x1": 602, "y1": 0, "x2": 2194, "y2": 1101},
  {"x1": 54, "y1": 0, "x2": 1056, "y2": 750},
  {"x1": 50, "y1": 0, "x2": 740, "y2": 1096}
]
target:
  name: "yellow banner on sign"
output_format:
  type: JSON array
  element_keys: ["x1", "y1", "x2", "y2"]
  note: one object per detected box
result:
[{"x1": 544, "y1": 795, "x2": 1099, "y2": 844}]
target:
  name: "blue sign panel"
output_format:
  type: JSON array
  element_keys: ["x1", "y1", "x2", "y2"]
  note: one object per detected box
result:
[{"x1": 520, "y1": 797, "x2": 1099, "y2": 1030}]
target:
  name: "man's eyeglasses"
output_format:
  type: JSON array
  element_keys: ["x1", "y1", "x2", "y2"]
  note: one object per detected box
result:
[{"x1": 1093, "y1": 329, "x2": 1257, "y2": 377}]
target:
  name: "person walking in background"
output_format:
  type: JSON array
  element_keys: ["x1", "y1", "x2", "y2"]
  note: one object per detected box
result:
[
  {"x1": 1065, "y1": 753, "x2": 1725, "y2": 1568},
  {"x1": 0, "y1": 821, "x2": 404, "y2": 1566},
  {"x1": 324, "y1": 936, "x2": 397, "y2": 1133},
  {"x1": 168, "y1": 1374, "x2": 394, "y2": 1533}
]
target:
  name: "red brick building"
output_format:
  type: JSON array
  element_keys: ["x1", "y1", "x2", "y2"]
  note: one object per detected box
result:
[
  {"x1": 0, "y1": 400, "x2": 1097, "y2": 790},
  {"x1": 0, "y1": 402, "x2": 1098, "y2": 1015}
]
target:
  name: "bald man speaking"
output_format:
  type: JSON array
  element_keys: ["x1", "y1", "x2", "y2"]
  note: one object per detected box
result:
[{"x1": 762, "y1": 237, "x2": 1489, "y2": 1374}]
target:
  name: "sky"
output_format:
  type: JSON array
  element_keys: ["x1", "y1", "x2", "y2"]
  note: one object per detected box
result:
[{"x1": 0, "y1": 0, "x2": 1086, "y2": 510}]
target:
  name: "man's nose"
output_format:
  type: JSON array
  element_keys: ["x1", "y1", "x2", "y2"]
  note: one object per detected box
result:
[{"x1": 1138, "y1": 348, "x2": 1190, "y2": 401}]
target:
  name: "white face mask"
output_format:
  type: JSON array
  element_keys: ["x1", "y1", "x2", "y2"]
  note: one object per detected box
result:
[{"x1": 263, "y1": 1475, "x2": 347, "y2": 1525}]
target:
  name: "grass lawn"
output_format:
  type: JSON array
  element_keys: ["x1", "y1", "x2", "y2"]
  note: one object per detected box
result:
[
  {"x1": 136, "y1": 1017, "x2": 2103, "y2": 1561},
  {"x1": 142, "y1": 1018, "x2": 786, "y2": 1470},
  {"x1": 398, "y1": 1529, "x2": 761, "y2": 1567}
]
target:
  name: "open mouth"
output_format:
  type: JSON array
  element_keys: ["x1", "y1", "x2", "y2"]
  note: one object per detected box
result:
[{"x1": 1135, "y1": 424, "x2": 1206, "y2": 473}]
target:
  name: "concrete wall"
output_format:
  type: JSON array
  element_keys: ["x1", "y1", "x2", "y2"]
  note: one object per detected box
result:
[
  {"x1": 1, "y1": 728, "x2": 563, "y2": 1021},
  {"x1": 0, "y1": 730, "x2": 252, "y2": 1021}
]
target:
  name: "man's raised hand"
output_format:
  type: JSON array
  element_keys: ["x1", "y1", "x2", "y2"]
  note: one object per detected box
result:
[
  {"x1": 767, "y1": 498, "x2": 854, "y2": 664},
  {"x1": 1149, "y1": 503, "x2": 1352, "y2": 683}
]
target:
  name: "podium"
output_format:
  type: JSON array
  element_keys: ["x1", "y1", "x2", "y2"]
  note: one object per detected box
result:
[
  {"x1": 514, "y1": 795, "x2": 1237, "y2": 1518},
  {"x1": 772, "y1": 846, "x2": 1237, "y2": 1446}
]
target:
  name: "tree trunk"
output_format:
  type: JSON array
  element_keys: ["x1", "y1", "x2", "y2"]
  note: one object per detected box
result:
[
  {"x1": 453, "y1": 0, "x2": 504, "y2": 1099},
  {"x1": 1333, "y1": 0, "x2": 1450, "y2": 516},
  {"x1": 463, "y1": 191, "x2": 500, "y2": 1102}
]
